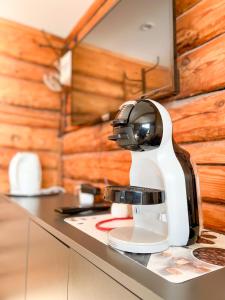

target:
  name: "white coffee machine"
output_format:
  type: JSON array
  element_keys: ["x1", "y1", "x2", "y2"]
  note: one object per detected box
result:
[{"x1": 105, "y1": 99, "x2": 200, "y2": 253}]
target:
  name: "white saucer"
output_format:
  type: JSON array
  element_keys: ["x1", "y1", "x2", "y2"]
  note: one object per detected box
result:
[
  {"x1": 7, "y1": 186, "x2": 65, "y2": 197},
  {"x1": 108, "y1": 226, "x2": 169, "y2": 253}
]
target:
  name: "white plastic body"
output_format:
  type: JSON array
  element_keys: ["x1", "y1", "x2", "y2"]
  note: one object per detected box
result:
[
  {"x1": 111, "y1": 203, "x2": 129, "y2": 218},
  {"x1": 108, "y1": 100, "x2": 190, "y2": 253},
  {"x1": 9, "y1": 152, "x2": 42, "y2": 195},
  {"x1": 79, "y1": 192, "x2": 94, "y2": 207}
]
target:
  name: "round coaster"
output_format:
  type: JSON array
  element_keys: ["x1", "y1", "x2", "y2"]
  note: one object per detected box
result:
[{"x1": 193, "y1": 247, "x2": 225, "y2": 266}]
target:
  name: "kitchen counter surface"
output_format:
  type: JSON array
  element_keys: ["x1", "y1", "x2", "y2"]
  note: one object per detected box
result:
[{"x1": 4, "y1": 193, "x2": 225, "y2": 300}]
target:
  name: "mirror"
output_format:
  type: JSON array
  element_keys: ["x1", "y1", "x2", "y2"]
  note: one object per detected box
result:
[{"x1": 71, "y1": 0, "x2": 176, "y2": 125}]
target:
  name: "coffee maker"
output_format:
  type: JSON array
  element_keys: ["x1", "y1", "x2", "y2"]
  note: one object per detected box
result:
[{"x1": 104, "y1": 99, "x2": 200, "y2": 253}]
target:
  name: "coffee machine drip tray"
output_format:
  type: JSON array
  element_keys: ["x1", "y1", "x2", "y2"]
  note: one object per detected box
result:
[
  {"x1": 105, "y1": 186, "x2": 165, "y2": 205},
  {"x1": 108, "y1": 227, "x2": 169, "y2": 253}
]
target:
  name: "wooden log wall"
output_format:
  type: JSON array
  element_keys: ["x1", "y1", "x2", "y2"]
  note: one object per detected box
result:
[
  {"x1": 62, "y1": 0, "x2": 225, "y2": 233},
  {"x1": 69, "y1": 42, "x2": 170, "y2": 126},
  {"x1": 0, "y1": 18, "x2": 64, "y2": 192}
]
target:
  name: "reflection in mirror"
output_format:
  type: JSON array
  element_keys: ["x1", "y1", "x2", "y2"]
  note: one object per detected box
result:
[{"x1": 71, "y1": 0, "x2": 176, "y2": 125}]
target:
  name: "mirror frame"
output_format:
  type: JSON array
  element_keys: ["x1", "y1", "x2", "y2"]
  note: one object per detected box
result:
[{"x1": 64, "y1": 0, "x2": 178, "y2": 128}]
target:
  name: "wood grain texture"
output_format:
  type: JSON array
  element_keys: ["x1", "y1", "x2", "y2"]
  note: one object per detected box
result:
[
  {"x1": 66, "y1": 0, "x2": 119, "y2": 50},
  {"x1": 69, "y1": 39, "x2": 172, "y2": 127},
  {"x1": 198, "y1": 166, "x2": 225, "y2": 203},
  {"x1": 0, "y1": 54, "x2": 54, "y2": 83},
  {"x1": 73, "y1": 73, "x2": 124, "y2": 99},
  {"x1": 0, "y1": 124, "x2": 59, "y2": 152},
  {"x1": 70, "y1": 42, "x2": 171, "y2": 125},
  {"x1": 0, "y1": 168, "x2": 60, "y2": 193},
  {"x1": 0, "y1": 104, "x2": 60, "y2": 129},
  {"x1": 182, "y1": 140, "x2": 225, "y2": 164},
  {"x1": 63, "y1": 126, "x2": 101, "y2": 154},
  {"x1": 71, "y1": 91, "x2": 123, "y2": 116},
  {"x1": 176, "y1": 0, "x2": 201, "y2": 16},
  {"x1": 63, "y1": 151, "x2": 225, "y2": 203},
  {"x1": 0, "y1": 18, "x2": 63, "y2": 65},
  {"x1": 63, "y1": 122, "x2": 116, "y2": 154},
  {"x1": 68, "y1": 1, "x2": 225, "y2": 123},
  {"x1": 66, "y1": 0, "x2": 105, "y2": 46},
  {"x1": 37, "y1": 175, "x2": 225, "y2": 234},
  {"x1": 0, "y1": 19, "x2": 63, "y2": 194},
  {"x1": 63, "y1": 150, "x2": 225, "y2": 231},
  {"x1": 177, "y1": 33, "x2": 225, "y2": 98},
  {"x1": 63, "y1": 151, "x2": 130, "y2": 185},
  {"x1": 64, "y1": 124, "x2": 225, "y2": 165},
  {"x1": 168, "y1": 90, "x2": 225, "y2": 143},
  {"x1": 0, "y1": 147, "x2": 60, "y2": 169},
  {"x1": 177, "y1": 0, "x2": 225, "y2": 54},
  {"x1": 62, "y1": 0, "x2": 225, "y2": 233},
  {"x1": 0, "y1": 75, "x2": 61, "y2": 111},
  {"x1": 42, "y1": 169, "x2": 60, "y2": 187},
  {"x1": 64, "y1": 90, "x2": 225, "y2": 153},
  {"x1": 202, "y1": 202, "x2": 225, "y2": 232},
  {"x1": 62, "y1": 183, "x2": 225, "y2": 233},
  {"x1": 73, "y1": 43, "x2": 170, "y2": 86},
  {"x1": 0, "y1": 169, "x2": 11, "y2": 193}
]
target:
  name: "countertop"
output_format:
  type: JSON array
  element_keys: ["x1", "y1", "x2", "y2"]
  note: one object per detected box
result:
[{"x1": 4, "y1": 193, "x2": 225, "y2": 300}]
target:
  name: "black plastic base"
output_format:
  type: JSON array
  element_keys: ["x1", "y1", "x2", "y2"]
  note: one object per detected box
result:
[{"x1": 104, "y1": 186, "x2": 165, "y2": 205}]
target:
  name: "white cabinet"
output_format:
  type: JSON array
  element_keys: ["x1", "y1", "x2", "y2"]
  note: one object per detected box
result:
[
  {"x1": 68, "y1": 249, "x2": 140, "y2": 300},
  {"x1": 0, "y1": 199, "x2": 28, "y2": 300},
  {"x1": 26, "y1": 221, "x2": 140, "y2": 300},
  {"x1": 0, "y1": 199, "x2": 155, "y2": 300},
  {"x1": 26, "y1": 221, "x2": 69, "y2": 300}
]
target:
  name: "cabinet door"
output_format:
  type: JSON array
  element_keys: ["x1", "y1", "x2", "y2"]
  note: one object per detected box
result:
[
  {"x1": 0, "y1": 199, "x2": 28, "y2": 300},
  {"x1": 26, "y1": 221, "x2": 69, "y2": 300},
  {"x1": 68, "y1": 249, "x2": 140, "y2": 300}
]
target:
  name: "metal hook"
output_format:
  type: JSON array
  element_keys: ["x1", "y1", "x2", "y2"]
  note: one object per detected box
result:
[
  {"x1": 143, "y1": 56, "x2": 160, "y2": 75},
  {"x1": 123, "y1": 56, "x2": 161, "y2": 97}
]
